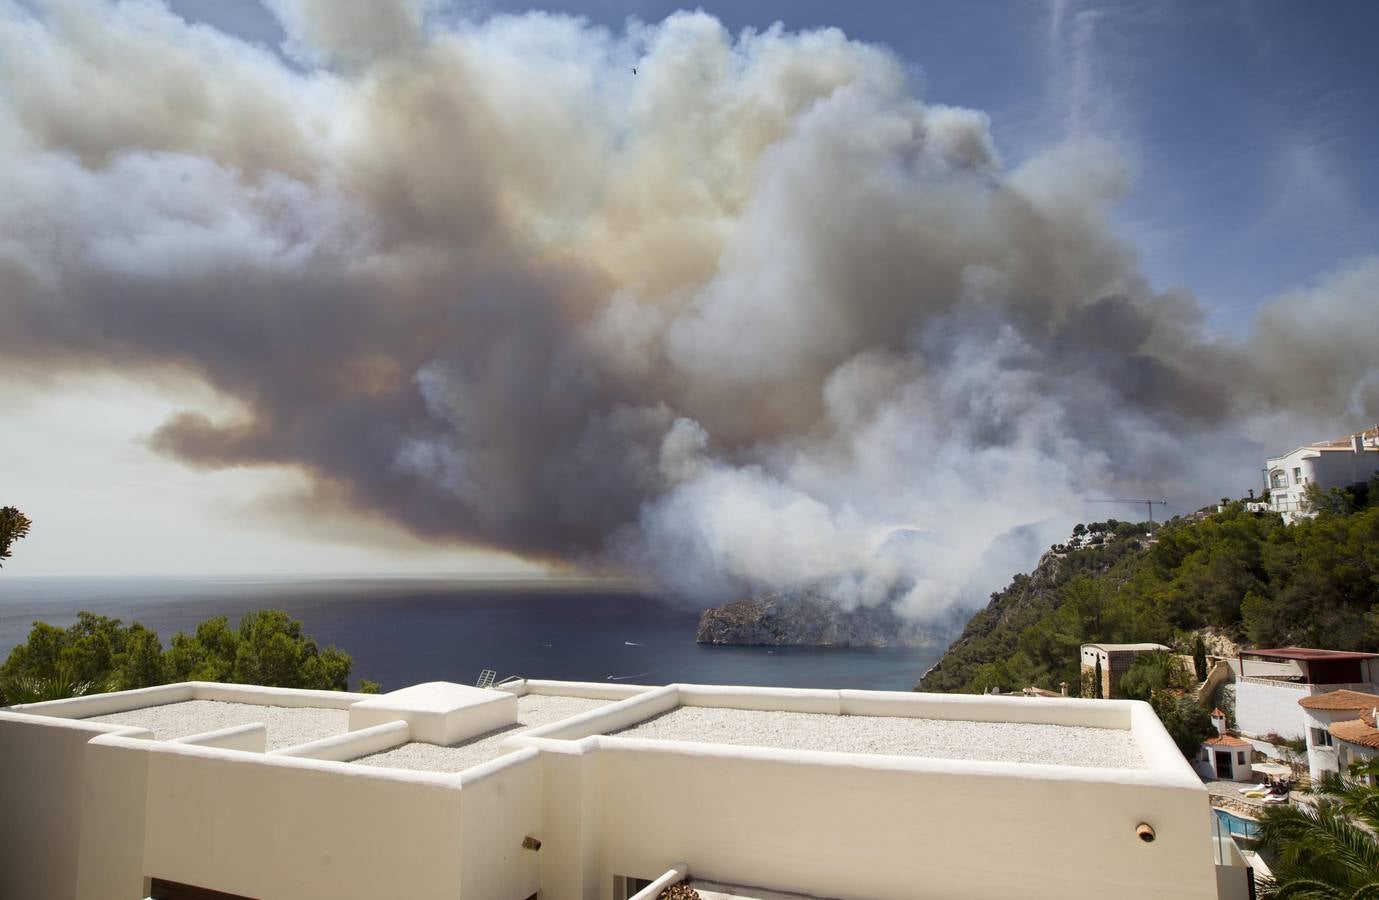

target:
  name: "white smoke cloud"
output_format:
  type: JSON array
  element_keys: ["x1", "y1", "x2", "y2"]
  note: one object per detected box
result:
[{"x1": 1, "y1": 1, "x2": 1376, "y2": 621}]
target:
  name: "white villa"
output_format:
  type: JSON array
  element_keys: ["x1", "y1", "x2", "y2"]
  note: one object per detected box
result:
[
  {"x1": 1080, "y1": 642, "x2": 1171, "y2": 698},
  {"x1": 0, "y1": 678, "x2": 1255, "y2": 899},
  {"x1": 1229, "y1": 647, "x2": 1379, "y2": 740},
  {"x1": 1265, "y1": 426, "x2": 1379, "y2": 523},
  {"x1": 1297, "y1": 689, "x2": 1379, "y2": 779}
]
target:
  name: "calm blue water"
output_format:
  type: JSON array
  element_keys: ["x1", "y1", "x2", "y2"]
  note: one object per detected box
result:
[
  {"x1": 1213, "y1": 808, "x2": 1260, "y2": 838},
  {"x1": 0, "y1": 577, "x2": 940, "y2": 692}
]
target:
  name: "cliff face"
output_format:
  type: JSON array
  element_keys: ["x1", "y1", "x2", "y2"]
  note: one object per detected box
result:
[
  {"x1": 916, "y1": 527, "x2": 1151, "y2": 693},
  {"x1": 914, "y1": 550, "x2": 1070, "y2": 691},
  {"x1": 696, "y1": 581, "x2": 944, "y2": 648}
]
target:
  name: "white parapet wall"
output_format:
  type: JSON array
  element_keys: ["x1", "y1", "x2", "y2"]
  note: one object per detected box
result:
[
  {"x1": 5, "y1": 681, "x2": 375, "y2": 721},
  {"x1": 271, "y1": 719, "x2": 412, "y2": 761},
  {"x1": 520, "y1": 684, "x2": 681, "y2": 741},
  {"x1": 505, "y1": 687, "x2": 1214, "y2": 900},
  {"x1": 0, "y1": 712, "x2": 153, "y2": 899},
  {"x1": 80, "y1": 734, "x2": 472, "y2": 899},
  {"x1": 6, "y1": 682, "x2": 195, "y2": 718},
  {"x1": 839, "y1": 688, "x2": 1132, "y2": 728},
  {"x1": 171, "y1": 722, "x2": 267, "y2": 753},
  {"x1": 511, "y1": 678, "x2": 656, "y2": 701},
  {"x1": 585, "y1": 740, "x2": 1212, "y2": 900}
]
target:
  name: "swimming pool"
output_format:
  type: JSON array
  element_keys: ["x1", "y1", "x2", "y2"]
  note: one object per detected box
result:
[{"x1": 1213, "y1": 808, "x2": 1261, "y2": 838}]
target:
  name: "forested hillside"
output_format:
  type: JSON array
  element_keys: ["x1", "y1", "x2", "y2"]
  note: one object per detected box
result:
[{"x1": 919, "y1": 480, "x2": 1379, "y2": 695}]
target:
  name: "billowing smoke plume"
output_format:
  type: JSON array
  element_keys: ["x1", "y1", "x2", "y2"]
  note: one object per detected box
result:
[{"x1": 2, "y1": 1, "x2": 1376, "y2": 619}]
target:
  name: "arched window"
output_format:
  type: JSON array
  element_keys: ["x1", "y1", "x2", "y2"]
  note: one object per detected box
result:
[{"x1": 1270, "y1": 469, "x2": 1288, "y2": 489}]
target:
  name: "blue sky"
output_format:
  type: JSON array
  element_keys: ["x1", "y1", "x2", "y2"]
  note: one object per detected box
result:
[{"x1": 167, "y1": 0, "x2": 1379, "y2": 334}]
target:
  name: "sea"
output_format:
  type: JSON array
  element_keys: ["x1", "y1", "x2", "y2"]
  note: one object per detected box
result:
[{"x1": 0, "y1": 577, "x2": 942, "y2": 692}]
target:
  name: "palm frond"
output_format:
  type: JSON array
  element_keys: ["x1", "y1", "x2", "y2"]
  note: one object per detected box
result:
[{"x1": 0, "y1": 668, "x2": 106, "y2": 705}]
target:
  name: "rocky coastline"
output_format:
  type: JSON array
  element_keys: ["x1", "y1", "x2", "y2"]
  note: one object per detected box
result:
[{"x1": 695, "y1": 580, "x2": 944, "y2": 649}]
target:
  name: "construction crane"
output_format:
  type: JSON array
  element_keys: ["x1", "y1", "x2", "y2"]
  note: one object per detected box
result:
[{"x1": 1083, "y1": 498, "x2": 1169, "y2": 525}]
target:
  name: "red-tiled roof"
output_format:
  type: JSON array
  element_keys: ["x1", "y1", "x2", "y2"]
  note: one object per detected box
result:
[
  {"x1": 1299, "y1": 690, "x2": 1379, "y2": 710},
  {"x1": 1204, "y1": 734, "x2": 1252, "y2": 748},
  {"x1": 1309, "y1": 426, "x2": 1379, "y2": 450},
  {"x1": 1331, "y1": 713, "x2": 1379, "y2": 749},
  {"x1": 1211, "y1": 708, "x2": 1225, "y2": 717},
  {"x1": 1243, "y1": 647, "x2": 1379, "y2": 662}
]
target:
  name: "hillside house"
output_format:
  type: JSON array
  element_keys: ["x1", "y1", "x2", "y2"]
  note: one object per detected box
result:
[
  {"x1": 1328, "y1": 713, "x2": 1379, "y2": 780},
  {"x1": 1231, "y1": 648, "x2": 1379, "y2": 740},
  {"x1": 1298, "y1": 689, "x2": 1379, "y2": 779},
  {"x1": 1081, "y1": 642, "x2": 1171, "y2": 698},
  {"x1": 1265, "y1": 426, "x2": 1379, "y2": 523}
]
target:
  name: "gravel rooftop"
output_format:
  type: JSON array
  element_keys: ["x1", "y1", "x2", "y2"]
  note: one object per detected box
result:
[
  {"x1": 351, "y1": 694, "x2": 612, "y2": 773},
  {"x1": 610, "y1": 707, "x2": 1146, "y2": 769},
  {"x1": 84, "y1": 700, "x2": 349, "y2": 751}
]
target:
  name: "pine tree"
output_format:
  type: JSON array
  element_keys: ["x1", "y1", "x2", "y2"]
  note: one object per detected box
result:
[
  {"x1": 1192, "y1": 634, "x2": 1208, "y2": 682},
  {"x1": 0, "y1": 506, "x2": 32, "y2": 568}
]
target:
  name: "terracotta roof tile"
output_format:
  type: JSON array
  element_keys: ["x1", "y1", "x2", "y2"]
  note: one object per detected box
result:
[
  {"x1": 1204, "y1": 734, "x2": 1252, "y2": 748},
  {"x1": 1331, "y1": 716, "x2": 1379, "y2": 749},
  {"x1": 1298, "y1": 690, "x2": 1379, "y2": 710},
  {"x1": 1310, "y1": 426, "x2": 1379, "y2": 450}
]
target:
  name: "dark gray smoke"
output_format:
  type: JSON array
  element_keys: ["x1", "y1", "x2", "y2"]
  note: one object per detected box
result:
[{"x1": 2, "y1": 1, "x2": 1376, "y2": 619}]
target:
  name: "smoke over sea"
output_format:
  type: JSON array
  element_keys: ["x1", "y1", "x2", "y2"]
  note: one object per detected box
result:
[{"x1": 2, "y1": 1, "x2": 1376, "y2": 623}]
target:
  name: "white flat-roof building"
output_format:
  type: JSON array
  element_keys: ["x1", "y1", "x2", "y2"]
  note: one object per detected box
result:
[
  {"x1": 0, "y1": 678, "x2": 1252, "y2": 899},
  {"x1": 1080, "y1": 643, "x2": 1171, "y2": 698},
  {"x1": 1264, "y1": 426, "x2": 1379, "y2": 523}
]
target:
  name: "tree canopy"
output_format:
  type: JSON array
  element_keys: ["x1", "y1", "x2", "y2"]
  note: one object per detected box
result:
[
  {"x1": 0, "y1": 506, "x2": 32, "y2": 568},
  {"x1": 920, "y1": 485, "x2": 1379, "y2": 697},
  {"x1": 0, "y1": 609, "x2": 361, "y2": 704},
  {"x1": 1256, "y1": 762, "x2": 1379, "y2": 898}
]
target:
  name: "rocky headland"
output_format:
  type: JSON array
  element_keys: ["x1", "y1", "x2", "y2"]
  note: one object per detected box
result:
[{"x1": 696, "y1": 579, "x2": 944, "y2": 649}]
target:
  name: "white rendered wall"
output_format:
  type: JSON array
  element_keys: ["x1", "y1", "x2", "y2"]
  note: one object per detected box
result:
[
  {"x1": 513, "y1": 689, "x2": 1214, "y2": 900},
  {"x1": 457, "y1": 751, "x2": 543, "y2": 899},
  {"x1": 1236, "y1": 682, "x2": 1379, "y2": 740},
  {"x1": 76, "y1": 731, "x2": 155, "y2": 899},
  {"x1": 586, "y1": 741, "x2": 1215, "y2": 900},
  {"x1": 1302, "y1": 450, "x2": 1379, "y2": 491},
  {"x1": 129, "y1": 740, "x2": 471, "y2": 900},
  {"x1": 1234, "y1": 680, "x2": 1309, "y2": 738},
  {"x1": 1302, "y1": 708, "x2": 1351, "y2": 779},
  {"x1": 1338, "y1": 741, "x2": 1379, "y2": 774},
  {"x1": 0, "y1": 712, "x2": 152, "y2": 899}
]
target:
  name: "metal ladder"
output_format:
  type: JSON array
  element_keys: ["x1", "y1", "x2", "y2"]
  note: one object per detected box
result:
[{"x1": 475, "y1": 669, "x2": 496, "y2": 690}]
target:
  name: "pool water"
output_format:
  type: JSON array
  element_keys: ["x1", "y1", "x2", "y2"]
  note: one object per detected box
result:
[{"x1": 1213, "y1": 808, "x2": 1260, "y2": 838}]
